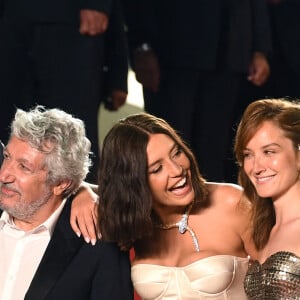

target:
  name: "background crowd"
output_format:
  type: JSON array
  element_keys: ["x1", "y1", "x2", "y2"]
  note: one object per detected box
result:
[{"x1": 1, "y1": 0, "x2": 299, "y2": 184}]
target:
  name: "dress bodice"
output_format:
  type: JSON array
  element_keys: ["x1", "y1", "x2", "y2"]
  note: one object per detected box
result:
[
  {"x1": 131, "y1": 255, "x2": 249, "y2": 300},
  {"x1": 244, "y1": 251, "x2": 300, "y2": 299}
]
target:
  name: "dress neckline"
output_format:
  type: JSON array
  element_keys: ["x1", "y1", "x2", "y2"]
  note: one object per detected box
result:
[
  {"x1": 253, "y1": 250, "x2": 300, "y2": 266},
  {"x1": 132, "y1": 254, "x2": 249, "y2": 269}
]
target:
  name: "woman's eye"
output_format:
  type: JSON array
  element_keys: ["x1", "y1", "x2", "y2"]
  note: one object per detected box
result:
[
  {"x1": 264, "y1": 150, "x2": 275, "y2": 155},
  {"x1": 173, "y1": 147, "x2": 182, "y2": 157},
  {"x1": 149, "y1": 165, "x2": 162, "y2": 174},
  {"x1": 242, "y1": 152, "x2": 251, "y2": 159}
]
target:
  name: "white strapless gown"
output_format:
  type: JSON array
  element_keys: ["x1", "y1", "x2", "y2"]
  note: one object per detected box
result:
[{"x1": 131, "y1": 255, "x2": 249, "y2": 300}]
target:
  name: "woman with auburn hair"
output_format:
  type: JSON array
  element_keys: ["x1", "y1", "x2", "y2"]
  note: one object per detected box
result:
[{"x1": 234, "y1": 98, "x2": 300, "y2": 299}]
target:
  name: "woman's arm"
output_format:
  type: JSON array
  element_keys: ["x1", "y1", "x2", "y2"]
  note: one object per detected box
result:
[{"x1": 70, "y1": 181, "x2": 99, "y2": 245}]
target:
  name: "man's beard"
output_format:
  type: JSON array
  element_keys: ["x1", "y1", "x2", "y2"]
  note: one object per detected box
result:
[{"x1": 0, "y1": 183, "x2": 53, "y2": 220}]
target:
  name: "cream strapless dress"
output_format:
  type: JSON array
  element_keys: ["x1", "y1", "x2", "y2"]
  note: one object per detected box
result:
[{"x1": 131, "y1": 255, "x2": 249, "y2": 300}]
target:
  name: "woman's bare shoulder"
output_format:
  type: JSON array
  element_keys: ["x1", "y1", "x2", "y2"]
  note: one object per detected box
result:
[
  {"x1": 204, "y1": 182, "x2": 254, "y2": 254},
  {"x1": 205, "y1": 181, "x2": 244, "y2": 208}
]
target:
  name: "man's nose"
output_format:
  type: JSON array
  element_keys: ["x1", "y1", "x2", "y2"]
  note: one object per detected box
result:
[{"x1": 0, "y1": 163, "x2": 15, "y2": 183}]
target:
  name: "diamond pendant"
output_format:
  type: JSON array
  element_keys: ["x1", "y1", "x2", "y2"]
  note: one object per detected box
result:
[{"x1": 177, "y1": 213, "x2": 188, "y2": 234}]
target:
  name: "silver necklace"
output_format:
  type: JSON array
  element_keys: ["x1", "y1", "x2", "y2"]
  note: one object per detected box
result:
[{"x1": 156, "y1": 203, "x2": 200, "y2": 252}]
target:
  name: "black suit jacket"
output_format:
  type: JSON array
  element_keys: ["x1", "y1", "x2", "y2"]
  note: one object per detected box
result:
[
  {"x1": 268, "y1": 0, "x2": 300, "y2": 73},
  {"x1": 102, "y1": 0, "x2": 128, "y2": 101},
  {"x1": 123, "y1": 0, "x2": 271, "y2": 73},
  {"x1": 0, "y1": 198, "x2": 133, "y2": 300}
]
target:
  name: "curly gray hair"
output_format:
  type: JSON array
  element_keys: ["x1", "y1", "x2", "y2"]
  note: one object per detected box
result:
[{"x1": 10, "y1": 105, "x2": 92, "y2": 196}]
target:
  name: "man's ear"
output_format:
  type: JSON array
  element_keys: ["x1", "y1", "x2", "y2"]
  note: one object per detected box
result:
[{"x1": 53, "y1": 180, "x2": 72, "y2": 196}]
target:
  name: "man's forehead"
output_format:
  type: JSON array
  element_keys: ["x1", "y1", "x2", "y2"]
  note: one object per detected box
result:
[{"x1": 5, "y1": 137, "x2": 47, "y2": 169}]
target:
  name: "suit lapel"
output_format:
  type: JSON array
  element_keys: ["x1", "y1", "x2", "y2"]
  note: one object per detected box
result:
[{"x1": 25, "y1": 197, "x2": 83, "y2": 300}]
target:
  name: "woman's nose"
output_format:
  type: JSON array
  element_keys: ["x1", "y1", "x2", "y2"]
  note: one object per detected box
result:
[
  {"x1": 168, "y1": 161, "x2": 183, "y2": 177},
  {"x1": 252, "y1": 156, "x2": 266, "y2": 174}
]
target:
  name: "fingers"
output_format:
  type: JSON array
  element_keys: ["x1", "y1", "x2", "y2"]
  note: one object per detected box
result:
[
  {"x1": 111, "y1": 90, "x2": 127, "y2": 110},
  {"x1": 135, "y1": 68, "x2": 160, "y2": 92},
  {"x1": 70, "y1": 212, "x2": 82, "y2": 238},
  {"x1": 70, "y1": 182, "x2": 100, "y2": 245},
  {"x1": 73, "y1": 207, "x2": 98, "y2": 245},
  {"x1": 247, "y1": 53, "x2": 270, "y2": 86},
  {"x1": 133, "y1": 48, "x2": 161, "y2": 92},
  {"x1": 79, "y1": 10, "x2": 109, "y2": 36},
  {"x1": 248, "y1": 66, "x2": 270, "y2": 86}
]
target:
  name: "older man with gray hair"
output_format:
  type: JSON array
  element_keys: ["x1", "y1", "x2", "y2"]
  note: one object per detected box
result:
[{"x1": 0, "y1": 106, "x2": 133, "y2": 300}]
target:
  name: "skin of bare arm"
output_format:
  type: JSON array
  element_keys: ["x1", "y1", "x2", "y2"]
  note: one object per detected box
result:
[{"x1": 70, "y1": 182, "x2": 99, "y2": 245}]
